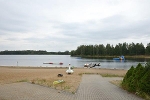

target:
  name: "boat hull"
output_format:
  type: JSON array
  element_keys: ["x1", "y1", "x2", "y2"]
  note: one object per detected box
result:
[{"x1": 113, "y1": 56, "x2": 125, "y2": 60}]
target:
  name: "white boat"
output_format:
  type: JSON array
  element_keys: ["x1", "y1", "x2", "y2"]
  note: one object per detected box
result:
[{"x1": 84, "y1": 63, "x2": 100, "y2": 68}]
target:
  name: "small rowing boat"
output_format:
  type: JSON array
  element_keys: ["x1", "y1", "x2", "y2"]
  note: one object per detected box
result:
[{"x1": 43, "y1": 62, "x2": 63, "y2": 65}]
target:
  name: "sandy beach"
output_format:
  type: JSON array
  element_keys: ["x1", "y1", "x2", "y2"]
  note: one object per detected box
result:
[{"x1": 0, "y1": 66, "x2": 127, "y2": 92}]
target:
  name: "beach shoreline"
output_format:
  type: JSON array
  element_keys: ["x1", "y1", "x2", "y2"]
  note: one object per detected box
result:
[
  {"x1": 0, "y1": 66, "x2": 127, "y2": 92},
  {"x1": 0, "y1": 65, "x2": 127, "y2": 69}
]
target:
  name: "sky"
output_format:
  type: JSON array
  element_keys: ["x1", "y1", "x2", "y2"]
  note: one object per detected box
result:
[{"x1": 0, "y1": 0, "x2": 150, "y2": 52}]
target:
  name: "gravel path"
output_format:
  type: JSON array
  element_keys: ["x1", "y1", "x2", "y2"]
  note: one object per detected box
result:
[
  {"x1": 0, "y1": 82, "x2": 74, "y2": 100},
  {"x1": 75, "y1": 75, "x2": 143, "y2": 100},
  {"x1": 0, "y1": 75, "x2": 144, "y2": 100}
]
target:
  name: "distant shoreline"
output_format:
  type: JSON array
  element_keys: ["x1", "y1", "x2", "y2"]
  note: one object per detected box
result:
[
  {"x1": 0, "y1": 54, "x2": 150, "y2": 59},
  {"x1": 72, "y1": 55, "x2": 150, "y2": 59},
  {"x1": 0, "y1": 66, "x2": 127, "y2": 70},
  {"x1": 0, "y1": 50, "x2": 70, "y2": 55}
]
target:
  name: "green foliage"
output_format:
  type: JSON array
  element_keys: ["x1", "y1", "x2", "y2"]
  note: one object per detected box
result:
[
  {"x1": 139, "y1": 62, "x2": 150, "y2": 95},
  {"x1": 71, "y1": 42, "x2": 150, "y2": 56},
  {"x1": 122, "y1": 66, "x2": 134, "y2": 90},
  {"x1": 146, "y1": 43, "x2": 150, "y2": 55},
  {"x1": 17, "y1": 79, "x2": 28, "y2": 82},
  {"x1": 122, "y1": 62, "x2": 150, "y2": 98},
  {"x1": 0, "y1": 50, "x2": 70, "y2": 55},
  {"x1": 100, "y1": 74, "x2": 123, "y2": 77},
  {"x1": 139, "y1": 70, "x2": 150, "y2": 95}
]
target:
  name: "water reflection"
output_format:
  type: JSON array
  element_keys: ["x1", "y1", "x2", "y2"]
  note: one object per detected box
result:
[
  {"x1": 77, "y1": 57, "x2": 149, "y2": 70},
  {"x1": 0, "y1": 55, "x2": 149, "y2": 70}
]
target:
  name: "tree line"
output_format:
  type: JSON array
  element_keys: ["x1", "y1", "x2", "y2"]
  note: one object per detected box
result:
[
  {"x1": 71, "y1": 42, "x2": 150, "y2": 56},
  {"x1": 0, "y1": 50, "x2": 70, "y2": 55}
]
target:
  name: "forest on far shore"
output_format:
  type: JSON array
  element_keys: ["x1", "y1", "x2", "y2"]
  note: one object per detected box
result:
[
  {"x1": 71, "y1": 42, "x2": 150, "y2": 56},
  {"x1": 0, "y1": 50, "x2": 70, "y2": 55}
]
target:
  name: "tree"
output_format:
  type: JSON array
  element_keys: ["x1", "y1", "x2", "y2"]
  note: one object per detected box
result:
[
  {"x1": 98, "y1": 44, "x2": 105, "y2": 56},
  {"x1": 139, "y1": 67, "x2": 150, "y2": 95},
  {"x1": 122, "y1": 42, "x2": 128, "y2": 55},
  {"x1": 106, "y1": 44, "x2": 112, "y2": 55},
  {"x1": 130, "y1": 63, "x2": 144, "y2": 92},
  {"x1": 122, "y1": 66, "x2": 135, "y2": 90},
  {"x1": 128, "y1": 42, "x2": 136, "y2": 55},
  {"x1": 114, "y1": 45, "x2": 120, "y2": 55},
  {"x1": 146, "y1": 43, "x2": 150, "y2": 55},
  {"x1": 122, "y1": 62, "x2": 150, "y2": 95},
  {"x1": 135, "y1": 43, "x2": 145, "y2": 55},
  {"x1": 70, "y1": 42, "x2": 148, "y2": 57}
]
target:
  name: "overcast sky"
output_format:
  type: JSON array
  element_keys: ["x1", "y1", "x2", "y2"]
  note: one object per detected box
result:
[{"x1": 0, "y1": 0, "x2": 150, "y2": 52}]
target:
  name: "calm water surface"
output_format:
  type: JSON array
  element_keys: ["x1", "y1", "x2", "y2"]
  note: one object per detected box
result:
[{"x1": 0, "y1": 55, "x2": 149, "y2": 70}]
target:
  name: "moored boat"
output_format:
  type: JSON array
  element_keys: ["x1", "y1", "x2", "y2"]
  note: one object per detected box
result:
[{"x1": 113, "y1": 55, "x2": 125, "y2": 60}]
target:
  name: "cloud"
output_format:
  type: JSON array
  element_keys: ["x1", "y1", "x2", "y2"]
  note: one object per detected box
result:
[{"x1": 0, "y1": 0, "x2": 150, "y2": 51}]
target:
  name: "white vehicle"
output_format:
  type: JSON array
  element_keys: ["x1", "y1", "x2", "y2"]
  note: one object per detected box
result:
[{"x1": 66, "y1": 64, "x2": 74, "y2": 74}]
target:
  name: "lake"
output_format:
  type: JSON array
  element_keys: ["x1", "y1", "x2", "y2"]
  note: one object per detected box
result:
[{"x1": 0, "y1": 55, "x2": 149, "y2": 70}]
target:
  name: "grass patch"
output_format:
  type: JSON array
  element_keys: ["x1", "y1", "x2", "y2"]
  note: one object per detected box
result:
[
  {"x1": 17, "y1": 79, "x2": 28, "y2": 82},
  {"x1": 79, "y1": 73, "x2": 124, "y2": 77},
  {"x1": 110, "y1": 80, "x2": 122, "y2": 87},
  {"x1": 109, "y1": 80, "x2": 150, "y2": 100},
  {"x1": 31, "y1": 78, "x2": 53, "y2": 86},
  {"x1": 137, "y1": 92, "x2": 150, "y2": 100},
  {"x1": 78, "y1": 72, "x2": 98, "y2": 76},
  {"x1": 78, "y1": 73, "x2": 83, "y2": 76},
  {"x1": 64, "y1": 85, "x2": 71, "y2": 90},
  {"x1": 100, "y1": 74, "x2": 123, "y2": 77},
  {"x1": 30, "y1": 78, "x2": 76, "y2": 93}
]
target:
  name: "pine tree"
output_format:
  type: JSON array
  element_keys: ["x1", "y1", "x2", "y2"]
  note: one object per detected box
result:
[
  {"x1": 122, "y1": 66, "x2": 135, "y2": 90},
  {"x1": 139, "y1": 62, "x2": 150, "y2": 95}
]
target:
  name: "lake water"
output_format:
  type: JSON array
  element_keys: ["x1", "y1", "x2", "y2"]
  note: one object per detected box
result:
[{"x1": 0, "y1": 55, "x2": 149, "y2": 70}]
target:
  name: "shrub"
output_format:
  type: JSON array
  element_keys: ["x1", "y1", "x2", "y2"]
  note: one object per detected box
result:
[
  {"x1": 139, "y1": 62, "x2": 150, "y2": 95},
  {"x1": 122, "y1": 66, "x2": 134, "y2": 90},
  {"x1": 129, "y1": 63, "x2": 144, "y2": 92},
  {"x1": 121, "y1": 62, "x2": 150, "y2": 98}
]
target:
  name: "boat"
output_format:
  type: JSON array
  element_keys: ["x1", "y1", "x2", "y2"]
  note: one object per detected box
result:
[
  {"x1": 113, "y1": 55, "x2": 125, "y2": 60},
  {"x1": 84, "y1": 63, "x2": 100, "y2": 68},
  {"x1": 43, "y1": 62, "x2": 63, "y2": 65}
]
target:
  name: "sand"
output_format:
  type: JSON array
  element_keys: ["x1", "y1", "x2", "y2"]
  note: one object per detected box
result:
[{"x1": 0, "y1": 66, "x2": 127, "y2": 92}]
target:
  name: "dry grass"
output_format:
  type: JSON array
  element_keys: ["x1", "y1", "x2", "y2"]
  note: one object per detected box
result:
[
  {"x1": 110, "y1": 80, "x2": 122, "y2": 87},
  {"x1": 0, "y1": 66, "x2": 127, "y2": 93}
]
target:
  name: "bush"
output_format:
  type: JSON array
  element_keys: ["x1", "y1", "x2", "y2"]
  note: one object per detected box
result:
[
  {"x1": 122, "y1": 66, "x2": 134, "y2": 90},
  {"x1": 130, "y1": 63, "x2": 144, "y2": 92},
  {"x1": 122, "y1": 62, "x2": 150, "y2": 95},
  {"x1": 139, "y1": 62, "x2": 150, "y2": 95}
]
